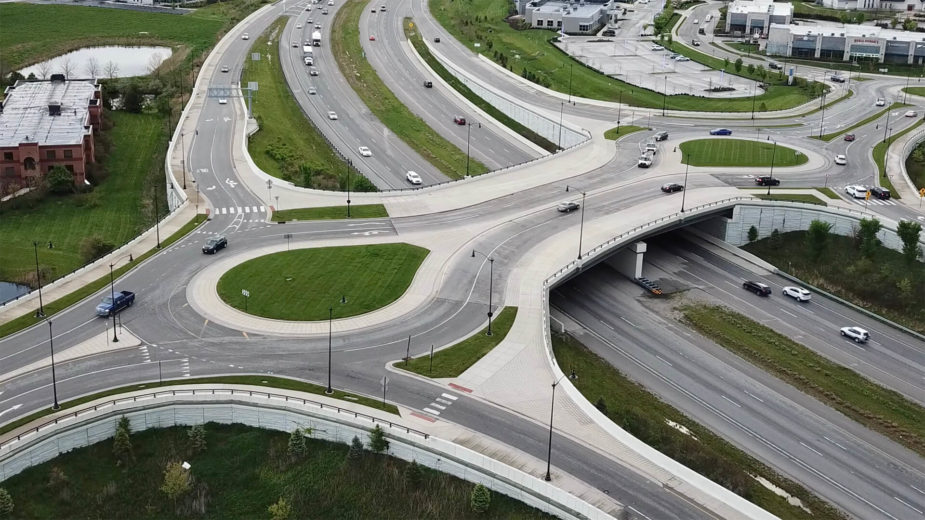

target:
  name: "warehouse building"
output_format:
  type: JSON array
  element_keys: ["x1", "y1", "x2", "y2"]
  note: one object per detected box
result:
[
  {"x1": 521, "y1": 0, "x2": 612, "y2": 35},
  {"x1": 725, "y1": 0, "x2": 793, "y2": 36},
  {"x1": 767, "y1": 22, "x2": 925, "y2": 63}
]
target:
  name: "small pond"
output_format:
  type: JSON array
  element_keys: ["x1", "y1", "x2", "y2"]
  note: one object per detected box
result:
[
  {"x1": 0, "y1": 281, "x2": 31, "y2": 305},
  {"x1": 18, "y1": 45, "x2": 173, "y2": 79}
]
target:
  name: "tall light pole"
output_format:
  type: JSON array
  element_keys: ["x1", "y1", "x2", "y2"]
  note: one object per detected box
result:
[
  {"x1": 616, "y1": 91, "x2": 623, "y2": 133},
  {"x1": 818, "y1": 90, "x2": 827, "y2": 138},
  {"x1": 266, "y1": 179, "x2": 273, "y2": 208},
  {"x1": 109, "y1": 263, "x2": 118, "y2": 343},
  {"x1": 567, "y1": 63, "x2": 573, "y2": 104},
  {"x1": 558, "y1": 102, "x2": 564, "y2": 149},
  {"x1": 544, "y1": 373, "x2": 573, "y2": 481},
  {"x1": 326, "y1": 306, "x2": 333, "y2": 394},
  {"x1": 346, "y1": 159, "x2": 352, "y2": 218},
  {"x1": 46, "y1": 318, "x2": 59, "y2": 410},
  {"x1": 681, "y1": 153, "x2": 690, "y2": 213},
  {"x1": 180, "y1": 131, "x2": 187, "y2": 190},
  {"x1": 904, "y1": 74, "x2": 910, "y2": 104},
  {"x1": 662, "y1": 75, "x2": 668, "y2": 116},
  {"x1": 767, "y1": 141, "x2": 777, "y2": 196},
  {"x1": 465, "y1": 121, "x2": 479, "y2": 176},
  {"x1": 751, "y1": 81, "x2": 757, "y2": 120},
  {"x1": 154, "y1": 186, "x2": 161, "y2": 248},
  {"x1": 883, "y1": 109, "x2": 892, "y2": 143},
  {"x1": 471, "y1": 250, "x2": 494, "y2": 336},
  {"x1": 32, "y1": 241, "x2": 45, "y2": 317},
  {"x1": 577, "y1": 191, "x2": 587, "y2": 260}
]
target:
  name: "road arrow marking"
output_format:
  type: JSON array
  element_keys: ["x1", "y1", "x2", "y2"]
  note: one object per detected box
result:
[
  {"x1": 225, "y1": 178, "x2": 238, "y2": 188},
  {"x1": 205, "y1": 185, "x2": 216, "y2": 191},
  {"x1": 0, "y1": 404, "x2": 23, "y2": 418},
  {"x1": 223, "y1": 117, "x2": 231, "y2": 122}
]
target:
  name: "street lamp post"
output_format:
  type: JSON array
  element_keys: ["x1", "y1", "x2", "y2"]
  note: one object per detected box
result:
[
  {"x1": 567, "y1": 63, "x2": 573, "y2": 104},
  {"x1": 662, "y1": 75, "x2": 668, "y2": 116},
  {"x1": 751, "y1": 82, "x2": 757, "y2": 120},
  {"x1": 883, "y1": 109, "x2": 891, "y2": 143},
  {"x1": 32, "y1": 241, "x2": 45, "y2": 317},
  {"x1": 681, "y1": 154, "x2": 690, "y2": 213},
  {"x1": 154, "y1": 186, "x2": 161, "y2": 248},
  {"x1": 577, "y1": 191, "x2": 587, "y2": 260},
  {"x1": 180, "y1": 131, "x2": 187, "y2": 190},
  {"x1": 767, "y1": 141, "x2": 777, "y2": 196},
  {"x1": 471, "y1": 250, "x2": 494, "y2": 336},
  {"x1": 904, "y1": 74, "x2": 910, "y2": 104},
  {"x1": 466, "y1": 122, "x2": 479, "y2": 176},
  {"x1": 326, "y1": 306, "x2": 333, "y2": 394},
  {"x1": 818, "y1": 90, "x2": 827, "y2": 138},
  {"x1": 109, "y1": 263, "x2": 118, "y2": 343},
  {"x1": 46, "y1": 319, "x2": 59, "y2": 410},
  {"x1": 558, "y1": 102, "x2": 564, "y2": 150},
  {"x1": 544, "y1": 373, "x2": 574, "y2": 481},
  {"x1": 346, "y1": 159, "x2": 352, "y2": 218},
  {"x1": 616, "y1": 91, "x2": 623, "y2": 133}
]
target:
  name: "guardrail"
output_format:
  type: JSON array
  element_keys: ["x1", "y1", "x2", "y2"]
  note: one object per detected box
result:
[{"x1": 0, "y1": 387, "x2": 427, "y2": 452}]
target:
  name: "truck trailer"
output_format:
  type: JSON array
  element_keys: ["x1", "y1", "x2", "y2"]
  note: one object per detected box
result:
[{"x1": 312, "y1": 30, "x2": 322, "y2": 46}]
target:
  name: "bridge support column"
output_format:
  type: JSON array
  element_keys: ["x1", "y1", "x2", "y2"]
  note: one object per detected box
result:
[{"x1": 606, "y1": 241, "x2": 646, "y2": 279}]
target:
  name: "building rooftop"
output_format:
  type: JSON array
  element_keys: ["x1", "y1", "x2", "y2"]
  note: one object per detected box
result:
[
  {"x1": 773, "y1": 22, "x2": 925, "y2": 42},
  {"x1": 0, "y1": 78, "x2": 98, "y2": 148},
  {"x1": 530, "y1": 0, "x2": 606, "y2": 16},
  {"x1": 730, "y1": 0, "x2": 793, "y2": 17}
]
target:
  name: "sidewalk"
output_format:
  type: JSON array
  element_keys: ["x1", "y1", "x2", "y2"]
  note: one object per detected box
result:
[{"x1": 0, "y1": 329, "x2": 140, "y2": 383}]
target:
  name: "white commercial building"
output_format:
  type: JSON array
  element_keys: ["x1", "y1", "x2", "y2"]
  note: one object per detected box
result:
[
  {"x1": 818, "y1": 0, "x2": 918, "y2": 12},
  {"x1": 521, "y1": 0, "x2": 612, "y2": 35},
  {"x1": 725, "y1": 0, "x2": 793, "y2": 36},
  {"x1": 767, "y1": 22, "x2": 925, "y2": 63}
]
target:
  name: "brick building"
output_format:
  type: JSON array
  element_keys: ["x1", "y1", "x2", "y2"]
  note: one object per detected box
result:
[{"x1": 0, "y1": 75, "x2": 103, "y2": 195}]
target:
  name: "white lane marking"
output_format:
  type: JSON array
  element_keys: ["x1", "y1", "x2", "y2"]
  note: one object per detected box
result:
[
  {"x1": 656, "y1": 355, "x2": 673, "y2": 367},
  {"x1": 721, "y1": 395, "x2": 741, "y2": 408},
  {"x1": 893, "y1": 496, "x2": 924, "y2": 515},
  {"x1": 252, "y1": 206, "x2": 259, "y2": 213},
  {"x1": 911, "y1": 485, "x2": 925, "y2": 496},
  {"x1": 244, "y1": 206, "x2": 250, "y2": 213},
  {"x1": 0, "y1": 404, "x2": 22, "y2": 418},
  {"x1": 441, "y1": 393, "x2": 457, "y2": 400},
  {"x1": 430, "y1": 403, "x2": 446, "y2": 410},
  {"x1": 627, "y1": 506, "x2": 654, "y2": 520},
  {"x1": 422, "y1": 407, "x2": 441, "y2": 415},
  {"x1": 620, "y1": 316, "x2": 639, "y2": 328},
  {"x1": 800, "y1": 442, "x2": 825, "y2": 457},
  {"x1": 435, "y1": 398, "x2": 452, "y2": 405},
  {"x1": 744, "y1": 390, "x2": 764, "y2": 403},
  {"x1": 778, "y1": 308, "x2": 798, "y2": 319},
  {"x1": 259, "y1": 206, "x2": 266, "y2": 212}
]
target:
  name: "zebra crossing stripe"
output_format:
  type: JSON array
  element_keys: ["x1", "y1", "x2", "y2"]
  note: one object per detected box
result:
[
  {"x1": 423, "y1": 407, "x2": 441, "y2": 416},
  {"x1": 244, "y1": 207, "x2": 250, "y2": 213},
  {"x1": 441, "y1": 393, "x2": 458, "y2": 400}
]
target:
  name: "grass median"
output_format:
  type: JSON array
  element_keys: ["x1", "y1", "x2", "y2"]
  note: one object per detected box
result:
[
  {"x1": 332, "y1": 1, "x2": 487, "y2": 178},
  {"x1": 682, "y1": 305, "x2": 925, "y2": 457},
  {"x1": 680, "y1": 139, "x2": 807, "y2": 167},
  {"x1": 400, "y1": 307, "x2": 517, "y2": 378},
  {"x1": 404, "y1": 18, "x2": 557, "y2": 154},
  {"x1": 271, "y1": 204, "x2": 388, "y2": 221},
  {"x1": 812, "y1": 102, "x2": 908, "y2": 141},
  {"x1": 904, "y1": 86, "x2": 925, "y2": 97},
  {"x1": 873, "y1": 118, "x2": 923, "y2": 199},
  {"x1": 752, "y1": 193, "x2": 826, "y2": 205},
  {"x1": 604, "y1": 125, "x2": 646, "y2": 140},
  {"x1": 217, "y1": 244, "x2": 428, "y2": 321},
  {"x1": 552, "y1": 332, "x2": 845, "y2": 520}
]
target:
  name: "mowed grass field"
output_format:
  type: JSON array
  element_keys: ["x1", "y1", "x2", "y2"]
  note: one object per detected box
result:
[
  {"x1": 680, "y1": 139, "x2": 807, "y2": 167},
  {"x1": 0, "y1": 2, "x2": 227, "y2": 68},
  {"x1": 0, "y1": 112, "x2": 165, "y2": 284},
  {"x1": 216, "y1": 244, "x2": 429, "y2": 320}
]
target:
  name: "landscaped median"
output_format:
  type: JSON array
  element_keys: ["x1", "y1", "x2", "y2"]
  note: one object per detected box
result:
[
  {"x1": 680, "y1": 139, "x2": 807, "y2": 167},
  {"x1": 874, "y1": 118, "x2": 924, "y2": 198},
  {"x1": 271, "y1": 204, "x2": 388, "y2": 221},
  {"x1": 604, "y1": 125, "x2": 646, "y2": 140},
  {"x1": 812, "y1": 102, "x2": 909, "y2": 142},
  {"x1": 332, "y1": 1, "x2": 487, "y2": 178},
  {"x1": 216, "y1": 244, "x2": 429, "y2": 321}
]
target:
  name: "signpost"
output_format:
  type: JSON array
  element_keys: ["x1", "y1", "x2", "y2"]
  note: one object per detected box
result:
[{"x1": 242, "y1": 289, "x2": 250, "y2": 312}]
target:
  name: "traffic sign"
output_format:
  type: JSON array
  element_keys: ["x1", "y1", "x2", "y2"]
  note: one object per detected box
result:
[{"x1": 242, "y1": 289, "x2": 250, "y2": 298}]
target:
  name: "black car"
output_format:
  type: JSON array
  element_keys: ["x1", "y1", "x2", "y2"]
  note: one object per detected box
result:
[
  {"x1": 870, "y1": 187, "x2": 891, "y2": 199},
  {"x1": 755, "y1": 176, "x2": 780, "y2": 186},
  {"x1": 653, "y1": 131, "x2": 669, "y2": 141},
  {"x1": 661, "y1": 183, "x2": 683, "y2": 193},
  {"x1": 202, "y1": 235, "x2": 228, "y2": 254},
  {"x1": 434, "y1": 37, "x2": 441, "y2": 43},
  {"x1": 423, "y1": 80, "x2": 433, "y2": 88},
  {"x1": 743, "y1": 280, "x2": 771, "y2": 296}
]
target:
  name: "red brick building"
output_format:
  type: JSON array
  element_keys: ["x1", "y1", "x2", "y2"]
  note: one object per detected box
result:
[{"x1": 0, "y1": 75, "x2": 103, "y2": 195}]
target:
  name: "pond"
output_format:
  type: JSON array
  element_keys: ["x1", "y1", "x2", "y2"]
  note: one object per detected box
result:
[
  {"x1": 18, "y1": 45, "x2": 173, "y2": 79},
  {"x1": 0, "y1": 281, "x2": 31, "y2": 305}
]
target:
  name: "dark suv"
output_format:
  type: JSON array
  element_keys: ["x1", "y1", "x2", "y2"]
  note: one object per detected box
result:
[
  {"x1": 423, "y1": 80, "x2": 433, "y2": 88},
  {"x1": 755, "y1": 176, "x2": 780, "y2": 186},
  {"x1": 870, "y1": 187, "x2": 891, "y2": 199},
  {"x1": 743, "y1": 280, "x2": 771, "y2": 296},
  {"x1": 653, "y1": 131, "x2": 669, "y2": 141},
  {"x1": 202, "y1": 235, "x2": 228, "y2": 254}
]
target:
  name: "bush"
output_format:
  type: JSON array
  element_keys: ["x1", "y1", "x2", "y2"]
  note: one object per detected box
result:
[
  {"x1": 46, "y1": 166, "x2": 75, "y2": 194},
  {"x1": 80, "y1": 235, "x2": 115, "y2": 263},
  {"x1": 470, "y1": 483, "x2": 491, "y2": 513},
  {"x1": 747, "y1": 225, "x2": 758, "y2": 243},
  {"x1": 112, "y1": 416, "x2": 132, "y2": 464},
  {"x1": 0, "y1": 488, "x2": 13, "y2": 517},
  {"x1": 287, "y1": 428, "x2": 308, "y2": 459},
  {"x1": 268, "y1": 497, "x2": 292, "y2": 520},
  {"x1": 347, "y1": 435, "x2": 364, "y2": 460},
  {"x1": 404, "y1": 460, "x2": 424, "y2": 489},
  {"x1": 187, "y1": 424, "x2": 207, "y2": 454},
  {"x1": 368, "y1": 425, "x2": 389, "y2": 453}
]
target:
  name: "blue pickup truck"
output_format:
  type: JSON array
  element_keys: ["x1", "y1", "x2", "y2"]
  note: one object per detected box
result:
[{"x1": 96, "y1": 291, "x2": 135, "y2": 317}]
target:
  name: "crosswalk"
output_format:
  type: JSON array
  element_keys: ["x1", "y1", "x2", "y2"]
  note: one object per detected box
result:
[
  {"x1": 848, "y1": 197, "x2": 897, "y2": 206},
  {"x1": 422, "y1": 392, "x2": 458, "y2": 417},
  {"x1": 212, "y1": 205, "x2": 267, "y2": 215}
]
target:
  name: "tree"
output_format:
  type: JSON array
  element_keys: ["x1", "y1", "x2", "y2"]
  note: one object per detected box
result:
[
  {"x1": 160, "y1": 462, "x2": 191, "y2": 507},
  {"x1": 734, "y1": 58, "x2": 743, "y2": 73},
  {"x1": 404, "y1": 461, "x2": 424, "y2": 489},
  {"x1": 121, "y1": 83, "x2": 143, "y2": 113},
  {"x1": 45, "y1": 166, "x2": 74, "y2": 194},
  {"x1": 723, "y1": 57, "x2": 730, "y2": 70},
  {"x1": 470, "y1": 483, "x2": 491, "y2": 513},
  {"x1": 904, "y1": 18, "x2": 918, "y2": 31},
  {"x1": 80, "y1": 235, "x2": 115, "y2": 263},
  {"x1": 347, "y1": 435, "x2": 364, "y2": 460},
  {"x1": 0, "y1": 488, "x2": 13, "y2": 517},
  {"x1": 287, "y1": 428, "x2": 308, "y2": 459},
  {"x1": 857, "y1": 217, "x2": 882, "y2": 258},
  {"x1": 268, "y1": 497, "x2": 292, "y2": 520},
  {"x1": 896, "y1": 219, "x2": 923, "y2": 264},
  {"x1": 890, "y1": 16, "x2": 899, "y2": 28},
  {"x1": 104, "y1": 60, "x2": 119, "y2": 79},
  {"x1": 747, "y1": 225, "x2": 758, "y2": 243},
  {"x1": 85, "y1": 57, "x2": 101, "y2": 79},
  {"x1": 368, "y1": 425, "x2": 389, "y2": 453},
  {"x1": 60, "y1": 57, "x2": 75, "y2": 79},
  {"x1": 188, "y1": 424, "x2": 207, "y2": 454},
  {"x1": 112, "y1": 416, "x2": 132, "y2": 464},
  {"x1": 37, "y1": 60, "x2": 51, "y2": 80},
  {"x1": 746, "y1": 63, "x2": 755, "y2": 75},
  {"x1": 806, "y1": 220, "x2": 833, "y2": 261}
]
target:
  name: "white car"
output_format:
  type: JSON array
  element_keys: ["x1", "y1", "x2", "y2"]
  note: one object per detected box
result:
[
  {"x1": 906, "y1": 110, "x2": 918, "y2": 117},
  {"x1": 845, "y1": 185, "x2": 868, "y2": 198},
  {"x1": 296, "y1": 23, "x2": 302, "y2": 29},
  {"x1": 304, "y1": 56, "x2": 313, "y2": 65},
  {"x1": 310, "y1": 67, "x2": 319, "y2": 76},
  {"x1": 782, "y1": 286, "x2": 811, "y2": 302},
  {"x1": 292, "y1": 41, "x2": 299, "y2": 47},
  {"x1": 242, "y1": 33, "x2": 249, "y2": 40},
  {"x1": 221, "y1": 65, "x2": 229, "y2": 73},
  {"x1": 327, "y1": 0, "x2": 333, "y2": 4},
  {"x1": 358, "y1": 146, "x2": 372, "y2": 157},
  {"x1": 637, "y1": 155, "x2": 653, "y2": 168},
  {"x1": 840, "y1": 326, "x2": 870, "y2": 343},
  {"x1": 327, "y1": 111, "x2": 338, "y2": 120},
  {"x1": 308, "y1": 86, "x2": 317, "y2": 95},
  {"x1": 650, "y1": 45, "x2": 663, "y2": 51},
  {"x1": 834, "y1": 154, "x2": 847, "y2": 165},
  {"x1": 875, "y1": 98, "x2": 885, "y2": 106},
  {"x1": 218, "y1": 98, "x2": 228, "y2": 104},
  {"x1": 674, "y1": 56, "x2": 691, "y2": 62},
  {"x1": 406, "y1": 171, "x2": 422, "y2": 184}
]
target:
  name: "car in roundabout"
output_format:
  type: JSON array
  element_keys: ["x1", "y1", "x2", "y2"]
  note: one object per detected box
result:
[
  {"x1": 661, "y1": 183, "x2": 683, "y2": 193},
  {"x1": 840, "y1": 326, "x2": 869, "y2": 343},
  {"x1": 834, "y1": 154, "x2": 847, "y2": 165},
  {"x1": 405, "y1": 171, "x2": 422, "y2": 185},
  {"x1": 709, "y1": 128, "x2": 732, "y2": 136},
  {"x1": 906, "y1": 110, "x2": 918, "y2": 117},
  {"x1": 782, "y1": 286, "x2": 811, "y2": 301},
  {"x1": 754, "y1": 175, "x2": 780, "y2": 186},
  {"x1": 202, "y1": 235, "x2": 228, "y2": 254},
  {"x1": 875, "y1": 98, "x2": 885, "y2": 106},
  {"x1": 870, "y1": 186, "x2": 891, "y2": 199},
  {"x1": 844, "y1": 133, "x2": 855, "y2": 141},
  {"x1": 845, "y1": 185, "x2": 868, "y2": 198},
  {"x1": 358, "y1": 146, "x2": 372, "y2": 157},
  {"x1": 557, "y1": 201, "x2": 581, "y2": 213}
]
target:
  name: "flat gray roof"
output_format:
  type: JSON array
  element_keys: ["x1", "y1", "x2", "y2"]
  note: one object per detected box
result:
[
  {"x1": 532, "y1": 1, "x2": 604, "y2": 16},
  {"x1": 0, "y1": 79, "x2": 98, "y2": 148}
]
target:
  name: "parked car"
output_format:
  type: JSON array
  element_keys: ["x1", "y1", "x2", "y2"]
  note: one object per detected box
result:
[
  {"x1": 782, "y1": 286, "x2": 811, "y2": 302},
  {"x1": 743, "y1": 280, "x2": 771, "y2": 296},
  {"x1": 650, "y1": 44, "x2": 664, "y2": 51},
  {"x1": 327, "y1": 111, "x2": 338, "y2": 120},
  {"x1": 96, "y1": 291, "x2": 135, "y2": 317},
  {"x1": 870, "y1": 186, "x2": 891, "y2": 199},
  {"x1": 653, "y1": 131, "x2": 669, "y2": 141},
  {"x1": 754, "y1": 175, "x2": 780, "y2": 186},
  {"x1": 875, "y1": 98, "x2": 885, "y2": 106},
  {"x1": 834, "y1": 154, "x2": 847, "y2": 165},
  {"x1": 358, "y1": 146, "x2": 372, "y2": 157},
  {"x1": 840, "y1": 326, "x2": 870, "y2": 343},
  {"x1": 453, "y1": 115, "x2": 467, "y2": 125},
  {"x1": 423, "y1": 80, "x2": 433, "y2": 88},
  {"x1": 557, "y1": 201, "x2": 581, "y2": 213},
  {"x1": 661, "y1": 183, "x2": 683, "y2": 193},
  {"x1": 845, "y1": 185, "x2": 868, "y2": 198},
  {"x1": 710, "y1": 128, "x2": 732, "y2": 135},
  {"x1": 906, "y1": 110, "x2": 918, "y2": 117},
  {"x1": 202, "y1": 235, "x2": 228, "y2": 254},
  {"x1": 844, "y1": 133, "x2": 856, "y2": 141},
  {"x1": 406, "y1": 171, "x2": 422, "y2": 185}
]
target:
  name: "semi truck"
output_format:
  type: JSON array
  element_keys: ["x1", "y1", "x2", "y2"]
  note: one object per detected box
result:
[
  {"x1": 96, "y1": 290, "x2": 135, "y2": 317},
  {"x1": 312, "y1": 30, "x2": 322, "y2": 46},
  {"x1": 303, "y1": 44, "x2": 313, "y2": 54}
]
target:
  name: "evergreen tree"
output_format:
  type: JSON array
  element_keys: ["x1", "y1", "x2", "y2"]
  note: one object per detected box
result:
[
  {"x1": 0, "y1": 488, "x2": 13, "y2": 518},
  {"x1": 288, "y1": 428, "x2": 308, "y2": 459},
  {"x1": 470, "y1": 483, "x2": 491, "y2": 513},
  {"x1": 404, "y1": 460, "x2": 424, "y2": 489},
  {"x1": 188, "y1": 424, "x2": 207, "y2": 454},
  {"x1": 368, "y1": 425, "x2": 389, "y2": 453},
  {"x1": 347, "y1": 435, "x2": 365, "y2": 460}
]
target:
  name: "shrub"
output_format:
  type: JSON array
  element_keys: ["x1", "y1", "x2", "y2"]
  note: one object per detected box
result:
[
  {"x1": 747, "y1": 225, "x2": 758, "y2": 243},
  {"x1": 80, "y1": 235, "x2": 115, "y2": 263},
  {"x1": 347, "y1": 435, "x2": 364, "y2": 460},
  {"x1": 46, "y1": 166, "x2": 75, "y2": 194},
  {"x1": 188, "y1": 424, "x2": 207, "y2": 454},
  {"x1": 160, "y1": 461, "x2": 191, "y2": 506},
  {"x1": 0, "y1": 488, "x2": 13, "y2": 517},
  {"x1": 287, "y1": 428, "x2": 308, "y2": 459},
  {"x1": 112, "y1": 416, "x2": 133, "y2": 464},
  {"x1": 470, "y1": 483, "x2": 491, "y2": 513},
  {"x1": 404, "y1": 460, "x2": 424, "y2": 489},
  {"x1": 368, "y1": 425, "x2": 389, "y2": 453},
  {"x1": 268, "y1": 497, "x2": 292, "y2": 520}
]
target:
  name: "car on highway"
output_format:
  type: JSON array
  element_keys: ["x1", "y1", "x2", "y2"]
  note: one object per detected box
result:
[
  {"x1": 423, "y1": 80, "x2": 433, "y2": 88},
  {"x1": 221, "y1": 65, "x2": 229, "y2": 73},
  {"x1": 308, "y1": 86, "x2": 317, "y2": 95},
  {"x1": 292, "y1": 41, "x2": 299, "y2": 47},
  {"x1": 557, "y1": 201, "x2": 581, "y2": 213},
  {"x1": 453, "y1": 115, "x2": 467, "y2": 125},
  {"x1": 845, "y1": 185, "x2": 868, "y2": 198},
  {"x1": 358, "y1": 146, "x2": 372, "y2": 157},
  {"x1": 645, "y1": 142, "x2": 658, "y2": 154},
  {"x1": 906, "y1": 110, "x2": 918, "y2": 117},
  {"x1": 322, "y1": 8, "x2": 328, "y2": 14},
  {"x1": 709, "y1": 128, "x2": 732, "y2": 135},
  {"x1": 653, "y1": 130, "x2": 668, "y2": 141},
  {"x1": 307, "y1": 18, "x2": 313, "y2": 23},
  {"x1": 380, "y1": 4, "x2": 386, "y2": 10},
  {"x1": 202, "y1": 235, "x2": 228, "y2": 254},
  {"x1": 637, "y1": 154, "x2": 653, "y2": 168},
  {"x1": 327, "y1": 111, "x2": 338, "y2": 120},
  {"x1": 844, "y1": 133, "x2": 855, "y2": 141},
  {"x1": 742, "y1": 280, "x2": 771, "y2": 296},
  {"x1": 650, "y1": 45, "x2": 663, "y2": 51},
  {"x1": 840, "y1": 326, "x2": 869, "y2": 343},
  {"x1": 296, "y1": 23, "x2": 302, "y2": 29},
  {"x1": 834, "y1": 154, "x2": 847, "y2": 165},
  {"x1": 314, "y1": 24, "x2": 322, "y2": 29},
  {"x1": 327, "y1": 0, "x2": 333, "y2": 4},
  {"x1": 870, "y1": 186, "x2": 891, "y2": 199},
  {"x1": 754, "y1": 175, "x2": 780, "y2": 186},
  {"x1": 218, "y1": 98, "x2": 227, "y2": 104},
  {"x1": 304, "y1": 56, "x2": 313, "y2": 65},
  {"x1": 371, "y1": 6, "x2": 377, "y2": 11},
  {"x1": 242, "y1": 33, "x2": 249, "y2": 40},
  {"x1": 310, "y1": 67, "x2": 319, "y2": 76},
  {"x1": 875, "y1": 98, "x2": 885, "y2": 106},
  {"x1": 434, "y1": 37, "x2": 441, "y2": 42},
  {"x1": 369, "y1": 35, "x2": 376, "y2": 41},
  {"x1": 406, "y1": 171, "x2": 422, "y2": 184},
  {"x1": 674, "y1": 56, "x2": 691, "y2": 62},
  {"x1": 782, "y1": 286, "x2": 811, "y2": 302},
  {"x1": 661, "y1": 183, "x2": 683, "y2": 193}
]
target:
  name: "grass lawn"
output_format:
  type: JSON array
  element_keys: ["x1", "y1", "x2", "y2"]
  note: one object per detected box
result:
[
  {"x1": 904, "y1": 87, "x2": 925, "y2": 97},
  {"x1": 0, "y1": 215, "x2": 206, "y2": 340},
  {"x1": 404, "y1": 19, "x2": 558, "y2": 153},
  {"x1": 723, "y1": 42, "x2": 765, "y2": 57},
  {"x1": 744, "y1": 231, "x2": 925, "y2": 333},
  {"x1": 217, "y1": 244, "x2": 429, "y2": 321},
  {"x1": 812, "y1": 102, "x2": 908, "y2": 141},
  {"x1": 0, "y1": 374, "x2": 395, "y2": 437},
  {"x1": 815, "y1": 187, "x2": 840, "y2": 199},
  {"x1": 604, "y1": 125, "x2": 647, "y2": 140},
  {"x1": 680, "y1": 139, "x2": 807, "y2": 167},
  {"x1": 400, "y1": 307, "x2": 517, "y2": 378},
  {"x1": 872, "y1": 119, "x2": 923, "y2": 198},
  {"x1": 1, "y1": 423, "x2": 548, "y2": 519},
  {"x1": 332, "y1": 3, "x2": 487, "y2": 178},
  {"x1": 683, "y1": 305, "x2": 925, "y2": 457},
  {"x1": 752, "y1": 193, "x2": 826, "y2": 205},
  {"x1": 0, "y1": 112, "x2": 167, "y2": 286},
  {"x1": 272, "y1": 204, "x2": 389, "y2": 221},
  {"x1": 552, "y1": 333, "x2": 845, "y2": 520},
  {"x1": 429, "y1": 0, "x2": 820, "y2": 112},
  {"x1": 243, "y1": 19, "x2": 361, "y2": 191}
]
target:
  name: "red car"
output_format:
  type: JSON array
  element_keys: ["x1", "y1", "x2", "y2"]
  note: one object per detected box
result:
[
  {"x1": 369, "y1": 35, "x2": 376, "y2": 41},
  {"x1": 844, "y1": 133, "x2": 856, "y2": 141},
  {"x1": 453, "y1": 115, "x2": 466, "y2": 125}
]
